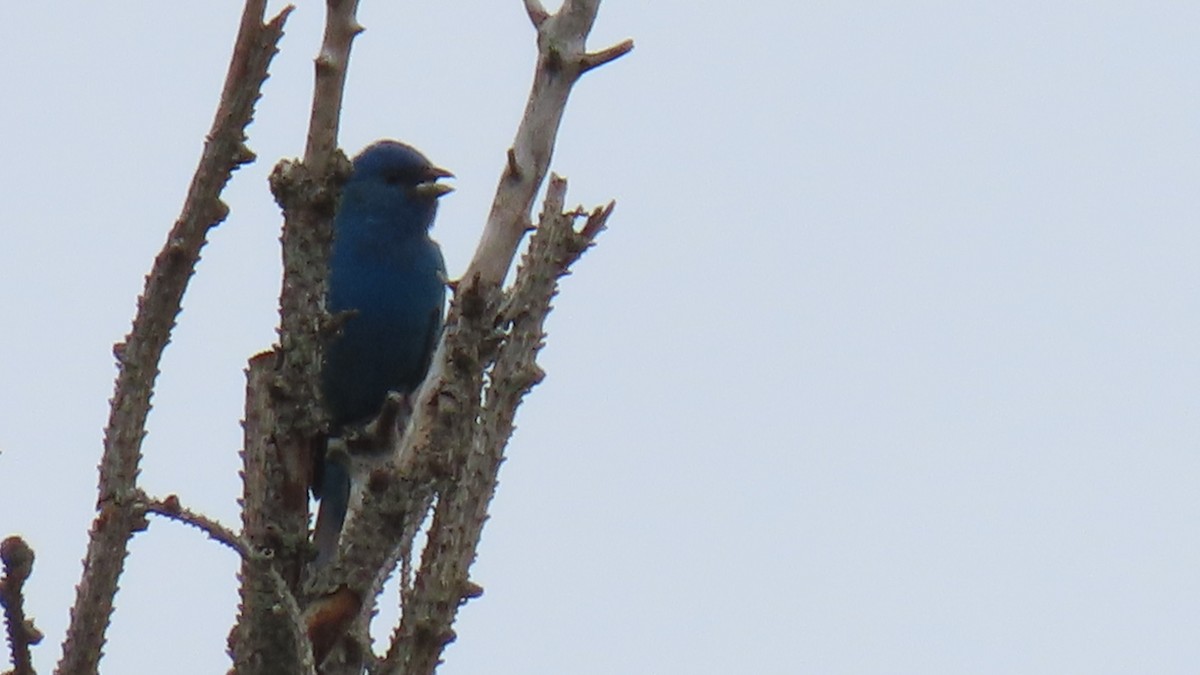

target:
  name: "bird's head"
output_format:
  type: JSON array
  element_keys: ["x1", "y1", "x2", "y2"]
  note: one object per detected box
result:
[{"x1": 344, "y1": 140, "x2": 454, "y2": 229}]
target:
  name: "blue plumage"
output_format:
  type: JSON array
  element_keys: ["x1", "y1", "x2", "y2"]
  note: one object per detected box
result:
[{"x1": 313, "y1": 140, "x2": 452, "y2": 563}]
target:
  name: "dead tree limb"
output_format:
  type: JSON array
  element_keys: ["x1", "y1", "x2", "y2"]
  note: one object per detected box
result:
[
  {"x1": 56, "y1": 4, "x2": 291, "y2": 673},
  {"x1": 232, "y1": 0, "x2": 364, "y2": 672},
  {"x1": 2, "y1": 537, "x2": 42, "y2": 675}
]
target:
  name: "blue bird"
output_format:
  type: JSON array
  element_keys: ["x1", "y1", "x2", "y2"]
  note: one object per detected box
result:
[{"x1": 313, "y1": 140, "x2": 452, "y2": 564}]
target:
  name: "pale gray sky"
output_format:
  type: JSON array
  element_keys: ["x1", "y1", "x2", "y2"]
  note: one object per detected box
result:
[{"x1": 1, "y1": 2, "x2": 1198, "y2": 673}]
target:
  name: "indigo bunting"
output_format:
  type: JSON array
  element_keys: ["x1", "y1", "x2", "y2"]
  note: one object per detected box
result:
[{"x1": 312, "y1": 140, "x2": 452, "y2": 564}]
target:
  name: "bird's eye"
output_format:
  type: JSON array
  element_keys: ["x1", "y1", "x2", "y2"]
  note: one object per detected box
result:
[{"x1": 383, "y1": 172, "x2": 405, "y2": 186}]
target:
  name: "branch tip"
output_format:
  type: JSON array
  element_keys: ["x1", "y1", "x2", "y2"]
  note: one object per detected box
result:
[
  {"x1": 1, "y1": 536, "x2": 41, "y2": 673},
  {"x1": 0, "y1": 537, "x2": 33, "y2": 581},
  {"x1": 581, "y1": 200, "x2": 614, "y2": 239},
  {"x1": 580, "y1": 39, "x2": 635, "y2": 74},
  {"x1": 270, "y1": 4, "x2": 296, "y2": 27},
  {"x1": 524, "y1": 0, "x2": 550, "y2": 27}
]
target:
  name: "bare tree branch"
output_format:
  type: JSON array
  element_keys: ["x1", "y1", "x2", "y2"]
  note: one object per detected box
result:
[
  {"x1": 383, "y1": 176, "x2": 609, "y2": 675},
  {"x1": 306, "y1": 0, "x2": 365, "y2": 173},
  {"x1": 139, "y1": 491, "x2": 308, "y2": 665},
  {"x1": 235, "y1": 553, "x2": 317, "y2": 675},
  {"x1": 581, "y1": 38, "x2": 635, "y2": 73},
  {"x1": 234, "y1": 0, "x2": 365, "y2": 671},
  {"x1": 464, "y1": 0, "x2": 631, "y2": 289},
  {"x1": 485, "y1": 178, "x2": 610, "y2": 486},
  {"x1": 56, "y1": 4, "x2": 291, "y2": 673},
  {"x1": 2, "y1": 537, "x2": 42, "y2": 675},
  {"x1": 233, "y1": 353, "x2": 317, "y2": 675},
  {"x1": 142, "y1": 493, "x2": 251, "y2": 559},
  {"x1": 523, "y1": 0, "x2": 550, "y2": 27},
  {"x1": 274, "y1": 0, "x2": 364, "y2": 454}
]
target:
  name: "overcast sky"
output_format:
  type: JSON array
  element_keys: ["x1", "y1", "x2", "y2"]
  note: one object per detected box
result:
[{"x1": 2, "y1": 2, "x2": 1198, "y2": 673}]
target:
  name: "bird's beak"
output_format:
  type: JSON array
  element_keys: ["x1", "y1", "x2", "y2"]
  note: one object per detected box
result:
[
  {"x1": 428, "y1": 166, "x2": 454, "y2": 180},
  {"x1": 414, "y1": 166, "x2": 455, "y2": 199}
]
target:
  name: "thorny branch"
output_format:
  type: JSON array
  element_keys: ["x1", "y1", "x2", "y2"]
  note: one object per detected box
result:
[
  {"x1": 56, "y1": 3, "x2": 291, "y2": 674},
  {"x1": 465, "y1": 0, "x2": 632, "y2": 289},
  {"x1": 382, "y1": 176, "x2": 610, "y2": 675},
  {"x1": 143, "y1": 494, "x2": 251, "y2": 559},
  {"x1": 2, "y1": 537, "x2": 42, "y2": 675},
  {"x1": 233, "y1": 0, "x2": 364, "y2": 672}
]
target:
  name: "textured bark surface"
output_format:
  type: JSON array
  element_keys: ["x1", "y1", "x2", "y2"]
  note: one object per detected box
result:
[
  {"x1": 232, "y1": 1, "x2": 364, "y2": 672},
  {"x1": 1, "y1": 537, "x2": 40, "y2": 675},
  {"x1": 55, "y1": 4, "x2": 290, "y2": 673}
]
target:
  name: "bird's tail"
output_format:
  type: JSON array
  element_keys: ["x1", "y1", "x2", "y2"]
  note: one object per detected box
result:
[{"x1": 313, "y1": 457, "x2": 351, "y2": 566}]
